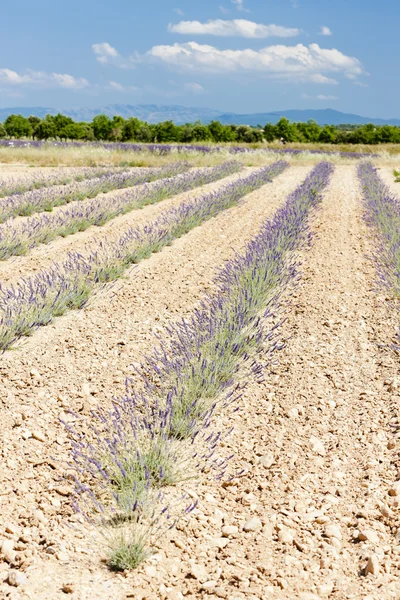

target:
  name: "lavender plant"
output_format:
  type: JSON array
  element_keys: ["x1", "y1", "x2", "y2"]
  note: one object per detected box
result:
[
  {"x1": 0, "y1": 161, "x2": 241, "y2": 259},
  {"x1": 67, "y1": 161, "x2": 333, "y2": 570},
  {"x1": 358, "y1": 162, "x2": 400, "y2": 296},
  {"x1": 0, "y1": 166, "x2": 118, "y2": 199},
  {"x1": 0, "y1": 162, "x2": 192, "y2": 223},
  {"x1": 0, "y1": 161, "x2": 288, "y2": 350}
]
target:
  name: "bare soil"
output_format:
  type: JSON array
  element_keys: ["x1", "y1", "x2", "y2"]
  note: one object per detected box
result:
[{"x1": 1, "y1": 165, "x2": 400, "y2": 599}]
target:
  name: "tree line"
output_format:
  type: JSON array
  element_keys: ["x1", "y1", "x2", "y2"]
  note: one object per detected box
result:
[{"x1": 1, "y1": 113, "x2": 400, "y2": 145}]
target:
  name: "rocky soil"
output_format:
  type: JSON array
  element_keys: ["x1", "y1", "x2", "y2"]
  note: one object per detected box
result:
[{"x1": 0, "y1": 165, "x2": 399, "y2": 599}]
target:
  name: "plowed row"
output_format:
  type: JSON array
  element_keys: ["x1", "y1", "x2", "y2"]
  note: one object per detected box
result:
[{"x1": 0, "y1": 165, "x2": 400, "y2": 599}]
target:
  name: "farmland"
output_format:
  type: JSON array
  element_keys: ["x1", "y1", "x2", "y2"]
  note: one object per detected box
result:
[{"x1": 1, "y1": 145, "x2": 400, "y2": 600}]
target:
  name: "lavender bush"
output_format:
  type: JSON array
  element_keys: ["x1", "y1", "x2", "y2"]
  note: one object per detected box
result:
[
  {"x1": 0, "y1": 161, "x2": 241, "y2": 259},
  {"x1": 0, "y1": 162, "x2": 193, "y2": 223},
  {"x1": 0, "y1": 166, "x2": 119, "y2": 199},
  {"x1": 0, "y1": 161, "x2": 288, "y2": 350},
  {"x1": 67, "y1": 161, "x2": 333, "y2": 569}
]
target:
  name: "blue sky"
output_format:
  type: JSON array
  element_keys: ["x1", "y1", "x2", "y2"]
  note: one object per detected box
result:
[{"x1": 0, "y1": 0, "x2": 397, "y2": 117}]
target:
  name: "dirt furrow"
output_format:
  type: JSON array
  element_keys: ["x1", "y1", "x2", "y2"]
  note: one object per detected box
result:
[
  {"x1": 0, "y1": 166, "x2": 311, "y2": 598},
  {"x1": 89, "y1": 164, "x2": 400, "y2": 600},
  {"x1": 151, "y1": 164, "x2": 400, "y2": 600}
]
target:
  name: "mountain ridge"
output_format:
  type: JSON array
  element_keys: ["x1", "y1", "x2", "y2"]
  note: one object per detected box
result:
[{"x1": 0, "y1": 105, "x2": 399, "y2": 126}]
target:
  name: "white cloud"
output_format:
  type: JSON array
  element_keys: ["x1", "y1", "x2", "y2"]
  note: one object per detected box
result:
[
  {"x1": 320, "y1": 26, "x2": 332, "y2": 36},
  {"x1": 184, "y1": 82, "x2": 206, "y2": 94},
  {"x1": 168, "y1": 19, "x2": 300, "y2": 38},
  {"x1": 231, "y1": 0, "x2": 249, "y2": 12},
  {"x1": 219, "y1": 5, "x2": 229, "y2": 14},
  {"x1": 174, "y1": 8, "x2": 184, "y2": 16},
  {"x1": 302, "y1": 92, "x2": 338, "y2": 100},
  {"x1": 92, "y1": 42, "x2": 134, "y2": 68},
  {"x1": 92, "y1": 42, "x2": 119, "y2": 63},
  {"x1": 0, "y1": 68, "x2": 88, "y2": 89},
  {"x1": 310, "y1": 73, "x2": 338, "y2": 85},
  {"x1": 145, "y1": 41, "x2": 364, "y2": 83},
  {"x1": 108, "y1": 80, "x2": 139, "y2": 92}
]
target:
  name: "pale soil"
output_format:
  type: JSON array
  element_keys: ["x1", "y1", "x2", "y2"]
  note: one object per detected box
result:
[{"x1": 1, "y1": 165, "x2": 400, "y2": 599}]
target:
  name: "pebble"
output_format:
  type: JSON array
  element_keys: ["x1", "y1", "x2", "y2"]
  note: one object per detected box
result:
[
  {"x1": 299, "y1": 594, "x2": 321, "y2": 600},
  {"x1": 189, "y1": 562, "x2": 209, "y2": 583},
  {"x1": 145, "y1": 565, "x2": 157, "y2": 578},
  {"x1": 5, "y1": 524, "x2": 20, "y2": 536},
  {"x1": 357, "y1": 529, "x2": 380, "y2": 544},
  {"x1": 243, "y1": 517, "x2": 262, "y2": 532},
  {"x1": 388, "y1": 482, "x2": 400, "y2": 496},
  {"x1": 211, "y1": 538, "x2": 229, "y2": 549},
  {"x1": 7, "y1": 570, "x2": 28, "y2": 587},
  {"x1": 221, "y1": 525, "x2": 239, "y2": 537},
  {"x1": 325, "y1": 525, "x2": 342, "y2": 540},
  {"x1": 32, "y1": 430, "x2": 46, "y2": 442},
  {"x1": 1, "y1": 539, "x2": 16, "y2": 563},
  {"x1": 259, "y1": 453, "x2": 275, "y2": 468},
  {"x1": 200, "y1": 580, "x2": 217, "y2": 590},
  {"x1": 365, "y1": 554, "x2": 380, "y2": 576},
  {"x1": 278, "y1": 526, "x2": 294, "y2": 544},
  {"x1": 62, "y1": 583, "x2": 74, "y2": 594},
  {"x1": 310, "y1": 436, "x2": 326, "y2": 456}
]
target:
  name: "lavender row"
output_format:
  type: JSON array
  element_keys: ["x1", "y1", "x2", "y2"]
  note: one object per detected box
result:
[
  {"x1": 0, "y1": 161, "x2": 241, "y2": 260},
  {"x1": 0, "y1": 138, "x2": 375, "y2": 158},
  {"x1": 67, "y1": 161, "x2": 334, "y2": 569},
  {"x1": 0, "y1": 161, "x2": 288, "y2": 351},
  {"x1": 0, "y1": 162, "x2": 192, "y2": 223},
  {"x1": 0, "y1": 166, "x2": 122, "y2": 199}
]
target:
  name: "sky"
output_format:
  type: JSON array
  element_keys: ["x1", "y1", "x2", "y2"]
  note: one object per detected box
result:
[{"x1": 0, "y1": 0, "x2": 398, "y2": 118}]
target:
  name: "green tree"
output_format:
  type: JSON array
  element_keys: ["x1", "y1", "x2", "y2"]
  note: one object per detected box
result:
[
  {"x1": 154, "y1": 120, "x2": 180, "y2": 143},
  {"x1": 34, "y1": 119, "x2": 57, "y2": 140},
  {"x1": 0, "y1": 122, "x2": 6, "y2": 138},
  {"x1": 92, "y1": 115, "x2": 113, "y2": 140},
  {"x1": 121, "y1": 117, "x2": 142, "y2": 141},
  {"x1": 275, "y1": 117, "x2": 298, "y2": 142},
  {"x1": 4, "y1": 114, "x2": 33, "y2": 138},
  {"x1": 263, "y1": 123, "x2": 277, "y2": 142}
]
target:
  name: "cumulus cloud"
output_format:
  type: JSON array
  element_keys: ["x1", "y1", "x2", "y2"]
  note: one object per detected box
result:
[
  {"x1": 168, "y1": 19, "x2": 300, "y2": 38},
  {"x1": 184, "y1": 82, "x2": 206, "y2": 94},
  {"x1": 320, "y1": 26, "x2": 332, "y2": 36},
  {"x1": 0, "y1": 68, "x2": 88, "y2": 89},
  {"x1": 145, "y1": 41, "x2": 363, "y2": 83},
  {"x1": 108, "y1": 80, "x2": 139, "y2": 92},
  {"x1": 92, "y1": 42, "x2": 134, "y2": 68}
]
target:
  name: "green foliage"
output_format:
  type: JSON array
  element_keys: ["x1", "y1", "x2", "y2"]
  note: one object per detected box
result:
[
  {"x1": 4, "y1": 114, "x2": 32, "y2": 138},
  {"x1": 0, "y1": 122, "x2": 6, "y2": 138}
]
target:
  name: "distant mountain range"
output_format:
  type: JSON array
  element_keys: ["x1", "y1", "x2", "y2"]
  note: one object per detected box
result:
[{"x1": 1, "y1": 104, "x2": 400, "y2": 127}]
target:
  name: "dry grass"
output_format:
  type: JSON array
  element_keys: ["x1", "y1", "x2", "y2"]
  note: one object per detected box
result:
[{"x1": 1, "y1": 142, "x2": 400, "y2": 169}]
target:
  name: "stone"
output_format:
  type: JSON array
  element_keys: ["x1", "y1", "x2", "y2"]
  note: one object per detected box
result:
[
  {"x1": 189, "y1": 562, "x2": 209, "y2": 583},
  {"x1": 299, "y1": 594, "x2": 321, "y2": 600},
  {"x1": 62, "y1": 583, "x2": 74, "y2": 594},
  {"x1": 7, "y1": 571, "x2": 28, "y2": 587},
  {"x1": 325, "y1": 525, "x2": 342, "y2": 540},
  {"x1": 4, "y1": 524, "x2": 20, "y2": 536},
  {"x1": 317, "y1": 581, "x2": 334, "y2": 596},
  {"x1": 1, "y1": 539, "x2": 16, "y2": 563},
  {"x1": 388, "y1": 482, "x2": 400, "y2": 496},
  {"x1": 278, "y1": 527, "x2": 294, "y2": 544},
  {"x1": 243, "y1": 517, "x2": 262, "y2": 532},
  {"x1": 211, "y1": 538, "x2": 229, "y2": 549},
  {"x1": 365, "y1": 554, "x2": 380, "y2": 576},
  {"x1": 144, "y1": 565, "x2": 157, "y2": 578},
  {"x1": 200, "y1": 580, "x2": 217, "y2": 590},
  {"x1": 32, "y1": 430, "x2": 46, "y2": 442},
  {"x1": 358, "y1": 530, "x2": 380, "y2": 544},
  {"x1": 310, "y1": 436, "x2": 326, "y2": 456},
  {"x1": 221, "y1": 525, "x2": 238, "y2": 537},
  {"x1": 259, "y1": 453, "x2": 275, "y2": 468}
]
